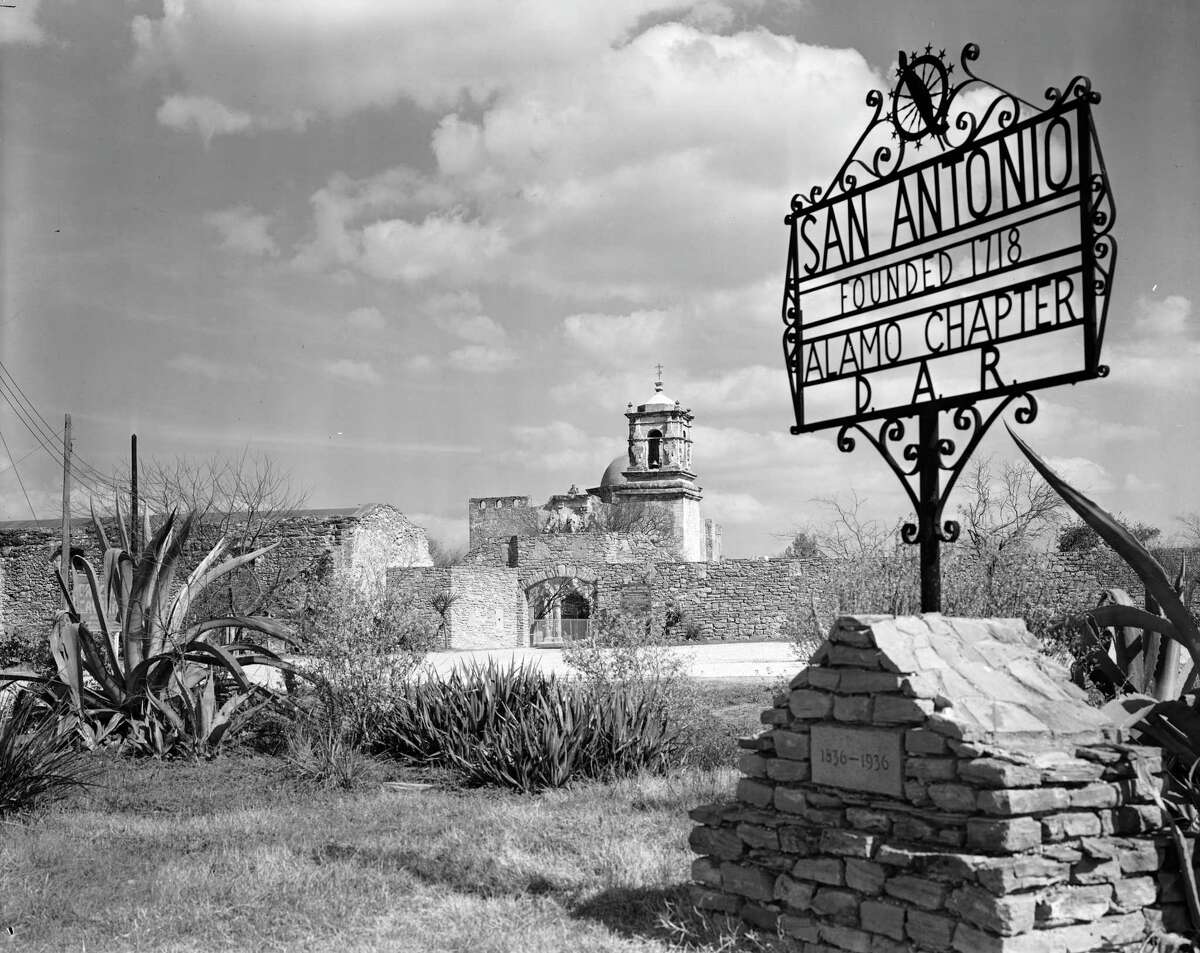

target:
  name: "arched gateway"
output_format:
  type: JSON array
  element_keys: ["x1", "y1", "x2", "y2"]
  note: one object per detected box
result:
[{"x1": 524, "y1": 575, "x2": 595, "y2": 646}]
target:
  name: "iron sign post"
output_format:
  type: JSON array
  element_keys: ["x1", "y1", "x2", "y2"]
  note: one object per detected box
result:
[{"x1": 781, "y1": 44, "x2": 1117, "y2": 612}]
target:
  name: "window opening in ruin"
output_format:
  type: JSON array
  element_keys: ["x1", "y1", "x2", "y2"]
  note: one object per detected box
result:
[{"x1": 647, "y1": 429, "x2": 662, "y2": 469}]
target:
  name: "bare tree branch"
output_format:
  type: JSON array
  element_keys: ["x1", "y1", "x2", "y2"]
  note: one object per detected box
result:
[
  {"x1": 955, "y1": 456, "x2": 1064, "y2": 555},
  {"x1": 127, "y1": 448, "x2": 311, "y2": 618}
]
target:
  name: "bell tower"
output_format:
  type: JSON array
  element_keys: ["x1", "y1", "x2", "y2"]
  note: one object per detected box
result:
[{"x1": 614, "y1": 370, "x2": 706, "y2": 560}]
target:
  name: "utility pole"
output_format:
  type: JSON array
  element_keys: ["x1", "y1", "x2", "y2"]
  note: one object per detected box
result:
[
  {"x1": 130, "y1": 433, "x2": 139, "y2": 554},
  {"x1": 60, "y1": 413, "x2": 72, "y2": 607}
]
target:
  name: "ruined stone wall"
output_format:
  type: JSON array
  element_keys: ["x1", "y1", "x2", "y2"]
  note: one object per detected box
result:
[
  {"x1": 1039, "y1": 547, "x2": 1200, "y2": 612},
  {"x1": 690, "y1": 616, "x2": 1169, "y2": 951},
  {"x1": 648, "y1": 559, "x2": 834, "y2": 641},
  {"x1": 1, "y1": 521, "x2": 100, "y2": 638},
  {"x1": 342, "y1": 506, "x2": 433, "y2": 579},
  {"x1": 467, "y1": 496, "x2": 534, "y2": 550},
  {"x1": 446, "y1": 565, "x2": 527, "y2": 650},
  {"x1": 388, "y1": 564, "x2": 526, "y2": 651},
  {"x1": 384, "y1": 566, "x2": 453, "y2": 648},
  {"x1": 0, "y1": 506, "x2": 433, "y2": 645},
  {"x1": 465, "y1": 529, "x2": 679, "y2": 569}
]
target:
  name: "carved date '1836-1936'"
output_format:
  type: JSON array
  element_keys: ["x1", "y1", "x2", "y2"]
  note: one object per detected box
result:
[{"x1": 810, "y1": 724, "x2": 904, "y2": 797}]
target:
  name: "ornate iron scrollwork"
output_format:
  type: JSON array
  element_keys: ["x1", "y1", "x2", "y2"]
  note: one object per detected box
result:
[
  {"x1": 785, "y1": 43, "x2": 1046, "y2": 225},
  {"x1": 835, "y1": 393, "x2": 1039, "y2": 550}
]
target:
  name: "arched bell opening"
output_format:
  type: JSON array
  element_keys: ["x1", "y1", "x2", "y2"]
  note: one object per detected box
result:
[{"x1": 647, "y1": 429, "x2": 663, "y2": 469}]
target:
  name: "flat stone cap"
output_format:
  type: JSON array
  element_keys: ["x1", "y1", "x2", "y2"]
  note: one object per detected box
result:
[{"x1": 825, "y1": 614, "x2": 1118, "y2": 749}]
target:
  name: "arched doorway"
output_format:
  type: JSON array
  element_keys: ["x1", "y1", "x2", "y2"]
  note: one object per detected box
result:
[{"x1": 525, "y1": 576, "x2": 594, "y2": 646}]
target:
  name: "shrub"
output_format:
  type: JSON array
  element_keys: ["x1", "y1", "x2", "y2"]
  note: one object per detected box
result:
[
  {"x1": 0, "y1": 625, "x2": 53, "y2": 672},
  {"x1": 377, "y1": 661, "x2": 679, "y2": 792},
  {"x1": 561, "y1": 608, "x2": 745, "y2": 770},
  {"x1": 299, "y1": 574, "x2": 437, "y2": 746},
  {"x1": 563, "y1": 608, "x2": 690, "y2": 699},
  {"x1": 0, "y1": 695, "x2": 95, "y2": 815},
  {"x1": 283, "y1": 702, "x2": 378, "y2": 790}
]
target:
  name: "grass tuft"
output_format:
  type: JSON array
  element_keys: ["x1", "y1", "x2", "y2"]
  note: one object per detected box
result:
[{"x1": 0, "y1": 697, "x2": 96, "y2": 816}]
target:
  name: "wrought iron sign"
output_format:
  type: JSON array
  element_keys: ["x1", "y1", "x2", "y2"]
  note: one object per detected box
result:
[{"x1": 781, "y1": 43, "x2": 1117, "y2": 610}]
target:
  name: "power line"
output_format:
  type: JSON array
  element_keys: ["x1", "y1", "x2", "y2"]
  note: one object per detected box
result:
[
  {"x1": 0, "y1": 361, "x2": 119, "y2": 490},
  {"x1": 0, "y1": 387, "x2": 113, "y2": 501},
  {"x1": 0, "y1": 426, "x2": 38, "y2": 519},
  {"x1": 0, "y1": 363, "x2": 123, "y2": 499}
]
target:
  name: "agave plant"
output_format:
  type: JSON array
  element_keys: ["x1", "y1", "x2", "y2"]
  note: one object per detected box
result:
[
  {"x1": 1011, "y1": 427, "x2": 1200, "y2": 935},
  {"x1": 1010, "y1": 428, "x2": 1200, "y2": 699},
  {"x1": 0, "y1": 502, "x2": 307, "y2": 758}
]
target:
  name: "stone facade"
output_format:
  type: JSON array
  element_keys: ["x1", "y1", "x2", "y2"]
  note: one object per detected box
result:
[
  {"x1": 386, "y1": 564, "x2": 526, "y2": 651},
  {"x1": 0, "y1": 504, "x2": 432, "y2": 642},
  {"x1": 689, "y1": 615, "x2": 1175, "y2": 951}
]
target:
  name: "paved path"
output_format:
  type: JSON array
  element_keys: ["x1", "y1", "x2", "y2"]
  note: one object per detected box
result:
[
  {"x1": 414, "y1": 641, "x2": 805, "y2": 681},
  {"x1": 230, "y1": 640, "x2": 805, "y2": 690}
]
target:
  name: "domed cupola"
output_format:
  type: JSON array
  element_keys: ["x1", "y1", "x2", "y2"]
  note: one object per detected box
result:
[{"x1": 599, "y1": 455, "x2": 629, "y2": 489}]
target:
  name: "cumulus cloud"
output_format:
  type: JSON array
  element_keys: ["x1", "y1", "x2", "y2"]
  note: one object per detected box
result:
[
  {"x1": 359, "y1": 214, "x2": 508, "y2": 286},
  {"x1": 408, "y1": 511, "x2": 469, "y2": 551},
  {"x1": 133, "y1": 1, "x2": 684, "y2": 130},
  {"x1": 324, "y1": 358, "x2": 381, "y2": 385},
  {"x1": 263, "y1": 18, "x2": 879, "y2": 299},
  {"x1": 203, "y1": 205, "x2": 278, "y2": 256},
  {"x1": 292, "y1": 168, "x2": 464, "y2": 273},
  {"x1": 450, "y1": 344, "x2": 516, "y2": 373},
  {"x1": 687, "y1": 365, "x2": 786, "y2": 412},
  {"x1": 345, "y1": 306, "x2": 385, "y2": 331},
  {"x1": 0, "y1": 0, "x2": 46, "y2": 45},
  {"x1": 1123, "y1": 473, "x2": 1163, "y2": 494},
  {"x1": 704, "y1": 490, "x2": 769, "y2": 523},
  {"x1": 505, "y1": 421, "x2": 600, "y2": 472},
  {"x1": 157, "y1": 95, "x2": 253, "y2": 142},
  {"x1": 1132, "y1": 294, "x2": 1193, "y2": 337},
  {"x1": 1044, "y1": 455, "x2": 1115, "y2": 495},
  {"x1": 1106, "y1": 295, "x2": 1199, "y2": 389},
  {"x1": 426, "y1": 25, "x2": 879, "y2": 298},
  {"x1": 696, "y1": 424, "x2": 824, "y2": 472},
  {"x1": 167, "y1": 353, "x2": 243, "y2": 381},
  {"x1": 562, "y1": 310, "x2": 678, "y2": 364},
  {"x1": 551, "y1": 363, "x2": 783, "y2": 415},
  {"x1": 428, "y1": 293, "x2": 516, "y2": 371}
]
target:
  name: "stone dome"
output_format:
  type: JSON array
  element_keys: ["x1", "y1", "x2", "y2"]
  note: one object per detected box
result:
[
  {"x1": 599, "y1": 454, "x2": 628, "y2": 488},
  {"x1": 638, "y1": 379, "x2": 678, "y2": 411}
]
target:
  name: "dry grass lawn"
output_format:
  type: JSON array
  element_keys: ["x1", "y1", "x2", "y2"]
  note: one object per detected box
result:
[{"x1": 1, "y1": 678, "x2": 782, "y2": 953}]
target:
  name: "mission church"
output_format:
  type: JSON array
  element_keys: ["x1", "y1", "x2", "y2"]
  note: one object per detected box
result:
[{"x1": 466, "y1": 373, "x2": 722, "y2": 564}]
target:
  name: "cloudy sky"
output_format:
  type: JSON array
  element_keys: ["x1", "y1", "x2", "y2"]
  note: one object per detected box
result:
[{"x1": 1, "y1": 0, "x2": 1197, "y2": 555}]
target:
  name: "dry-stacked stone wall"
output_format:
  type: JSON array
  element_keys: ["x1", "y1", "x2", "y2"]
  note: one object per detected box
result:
[{"x1": 689, "y1": 615, "x2": 1172, "y2": 952}]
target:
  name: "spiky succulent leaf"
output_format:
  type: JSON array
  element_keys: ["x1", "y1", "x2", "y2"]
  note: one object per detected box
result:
[
  {"x1": 169, "y1": 540, "x2": 280, "y2": 629},
  {"x1": 47, "y1": 616, "x2": 83, "y2": 712},
  {"x1": 69, "y1": 554, "x2": 120, "y2": 674},
  {"x1": 1009, "y1": 426, "x2": 1200, "y2": 679}
]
